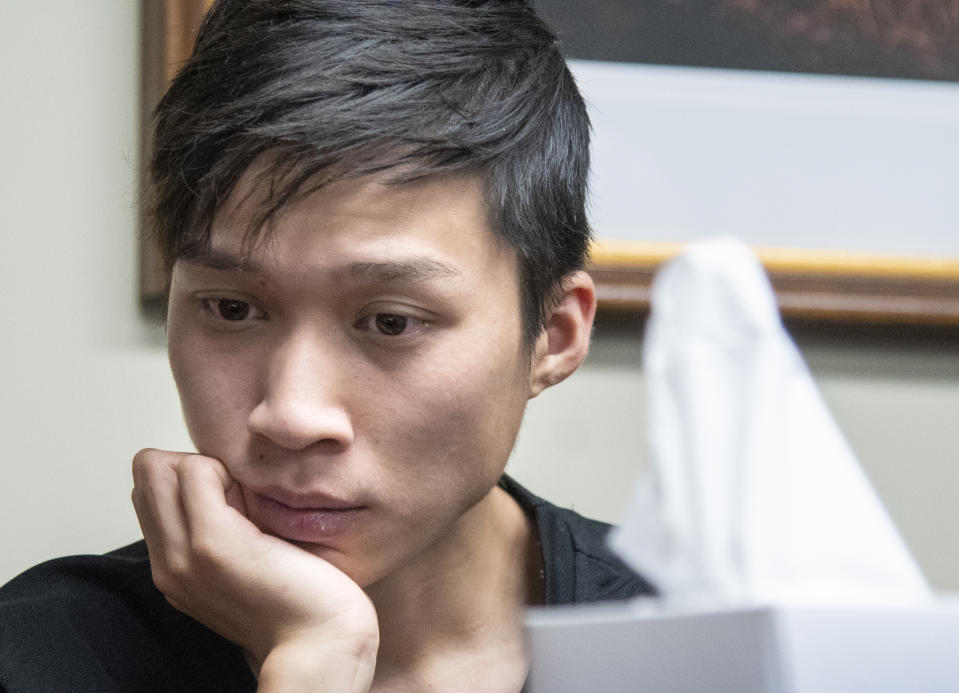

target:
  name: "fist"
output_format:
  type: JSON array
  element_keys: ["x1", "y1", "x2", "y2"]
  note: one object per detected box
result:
[{"x1": 131, "y1": 449, "x2": 378, "y2": 688}]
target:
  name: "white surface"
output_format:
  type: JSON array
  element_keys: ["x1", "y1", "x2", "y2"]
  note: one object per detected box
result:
[
  {"x1": 573, "y1": 59, "x2": 959, "y2": 256},
  {"x1": 526, "y1": 603, "x2": 959, "y2": 693}
]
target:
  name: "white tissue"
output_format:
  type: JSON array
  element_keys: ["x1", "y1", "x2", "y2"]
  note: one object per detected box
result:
[{"x1": 609, "y1": 238, "x2": 930, "y2": 607}]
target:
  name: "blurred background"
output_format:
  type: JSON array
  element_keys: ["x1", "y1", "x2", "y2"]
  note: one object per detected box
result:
[{"x1": 1, "y1": 1, "x2": 957, "y2": 591}]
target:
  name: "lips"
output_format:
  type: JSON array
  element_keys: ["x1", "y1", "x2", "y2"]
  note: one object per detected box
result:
[{"x1": 246, "y1": 488, "x2": 366, "y2": 544}]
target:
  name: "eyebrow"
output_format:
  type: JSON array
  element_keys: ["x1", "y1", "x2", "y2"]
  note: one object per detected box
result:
[
  {"x1": 179, "y1": 249, "x2": 461, "y2": 283},
  {"x1": 179, "y1": 248, "x2": 263, "y2": 273},
  {"x1": 342, "y1": 259, "x2": 461, "y2": 283}
]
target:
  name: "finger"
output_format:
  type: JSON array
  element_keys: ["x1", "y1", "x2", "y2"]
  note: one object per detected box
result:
[
  {"x1": 179, "y1": 453, "x2": 248, "y2": 515},
  {"x1": 188, "y1": 452, "x2": 234, "y2": 490},
  {"x1": 224, "y1": 481, "x2": 248, "y2": 516},
  {"x1": 132, "y1": 449, "x2": 188, "y2": 547},
  {"x1": 176, "y1": 454, "x2": 257, "y2": 545},
  {"x1": 131, "y1": 448, "x2": 190, "y2": 571}
]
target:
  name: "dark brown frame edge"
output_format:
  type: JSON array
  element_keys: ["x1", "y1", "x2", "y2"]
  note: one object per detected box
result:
[
  {"x1": 140, "y1": 0, "x2": 211, "y2": 307},
  {"x1": 590, "y1": 262, "x2": 959, "y2": 326}
]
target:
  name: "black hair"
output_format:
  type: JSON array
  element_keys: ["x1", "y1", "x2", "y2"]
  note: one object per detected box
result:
[{"x1": 149, "y1": 0, "x2": 592, "y2": 346}]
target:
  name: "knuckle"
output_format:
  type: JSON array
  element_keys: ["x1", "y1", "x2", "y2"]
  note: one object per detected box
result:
[
  {"x1": 131, "y1": 451, "x2": 150, "y2": 482},
  {"x1": 132, "y1": 447, "x2": 159, "y2": 470},
  {"x1": 132, "y1": 448, "x2": 172, "y2": 485},
  {"x1": 174, "y1": 454, "x2": 200, "y2": 479},
  {"x1": 175, "y1": 453, "x2": 216, "y2": 487}
]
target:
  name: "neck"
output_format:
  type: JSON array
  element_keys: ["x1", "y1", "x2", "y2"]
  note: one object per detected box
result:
[{"x1": 366, "y1": 484, "x2": 540, "y2": 689}]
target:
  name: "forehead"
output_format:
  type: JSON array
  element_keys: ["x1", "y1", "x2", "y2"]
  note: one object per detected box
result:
[{"x1": 199, "y1": 168, "x2": 518, "y2": 288}]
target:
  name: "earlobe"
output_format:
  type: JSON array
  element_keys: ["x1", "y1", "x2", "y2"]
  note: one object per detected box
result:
[{"x1": 528, "y1": 271, "x2": 597, "y2": 398}]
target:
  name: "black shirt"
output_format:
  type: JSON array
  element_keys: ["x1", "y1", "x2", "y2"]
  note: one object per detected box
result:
[{"x1": 0, "y1": 477, "x2": 653, "y2": 692}]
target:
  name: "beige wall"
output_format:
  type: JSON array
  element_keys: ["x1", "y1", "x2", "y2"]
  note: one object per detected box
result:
[
  {"x1": 0, "y1": 2, "x2": 192, "y2": 585},
  {"x1": 2, "y1": 2, "x2": 957, "y2": 592}
]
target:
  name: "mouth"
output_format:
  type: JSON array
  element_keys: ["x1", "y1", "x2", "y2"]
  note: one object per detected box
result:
[{"x1": 246, "y1": 489, "x2": 367, "y2": 543}]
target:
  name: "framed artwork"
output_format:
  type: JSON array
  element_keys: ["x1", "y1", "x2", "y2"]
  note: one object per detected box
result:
[
  {"x1": 574, "y1": 57, "x2": 959, "y2": 325},
  {"x1": 141, "y1": 0, "x2": 959, "y2": 325},
  {"x1": 538, "y1": 0, "x2": 959, "y2": 325}
]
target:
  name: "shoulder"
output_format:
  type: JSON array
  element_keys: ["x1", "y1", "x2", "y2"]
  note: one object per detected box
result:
[
  {"x1": 1, "y1": 541, "x2": 150, "y2": 603},
  {"x1": 499, "y1": 476, "x2": 656, "y2": 605},
  {"x1": 0, "y1": 542, "x2": 252, "y2": 692}
]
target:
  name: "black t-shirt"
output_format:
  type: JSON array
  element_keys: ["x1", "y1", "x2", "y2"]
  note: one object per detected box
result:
[{"x1": 0, "y1": 477, "x2": 653, "y2": 692}]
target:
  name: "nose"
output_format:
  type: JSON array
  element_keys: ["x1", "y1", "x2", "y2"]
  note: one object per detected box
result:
[{"x1": 247, "y1": 329, "x2": 354, "y2": 451}]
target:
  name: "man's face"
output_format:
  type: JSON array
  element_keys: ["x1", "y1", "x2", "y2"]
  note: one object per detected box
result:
[{"x1": 166, "y1": 172, "x2": 535, "y2": 588}]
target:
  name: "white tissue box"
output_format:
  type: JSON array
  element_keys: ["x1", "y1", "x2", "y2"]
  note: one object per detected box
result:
[{"x1": 526, "y1": 601, "x2": 959, "y2": 692}]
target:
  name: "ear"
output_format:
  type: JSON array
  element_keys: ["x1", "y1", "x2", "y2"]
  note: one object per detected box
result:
[{"x1": 528, "y1": 271, "x2": 597, "y2": 398}]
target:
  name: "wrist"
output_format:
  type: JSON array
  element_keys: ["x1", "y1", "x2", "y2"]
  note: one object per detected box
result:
[{"x1": 257, "y1": 630, "x2": 379, "y2": 693}]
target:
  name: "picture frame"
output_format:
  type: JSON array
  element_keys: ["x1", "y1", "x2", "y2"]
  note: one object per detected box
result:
[
  {"x1": 573, "y1": 56, "x2": 959, "y2": 326},
  {"x1": 140, "y1": 0, "x2": 213, "y2": 303},
  {"x1": 140, "y1": 0, "x2": 959, "y2": 326},
  {"x1": 589, "y1": 240, "x2": 959, "y2": 325},
  {"x1": 540, "y1": 0, "x2": 959, "y2": 325}
]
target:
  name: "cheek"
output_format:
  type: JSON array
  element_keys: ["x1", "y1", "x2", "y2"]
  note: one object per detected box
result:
[
  {"x1": 363, "y1": 343, "x2": 530, "y2": 486},
  {"x1": 168, "y1": 333, "x2": 257, "y2": 458}
]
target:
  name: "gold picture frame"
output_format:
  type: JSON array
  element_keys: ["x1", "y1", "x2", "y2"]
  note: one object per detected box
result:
[{"x1": 590, "y1": 241, "x2": 959, "y2": 326}]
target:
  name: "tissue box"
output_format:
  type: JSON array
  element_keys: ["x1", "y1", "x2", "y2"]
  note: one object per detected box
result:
[{"x1": 526, "y1": 601, "x2": 959, "y2": 692}]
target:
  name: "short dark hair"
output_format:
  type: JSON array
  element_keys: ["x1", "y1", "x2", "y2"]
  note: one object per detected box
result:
[{"x1": 149, "y1": 0, "x2": 592, "y2": 346}]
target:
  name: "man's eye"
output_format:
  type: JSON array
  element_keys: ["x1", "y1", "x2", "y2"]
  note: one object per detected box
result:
[
  {"x1": 201, "y1": 298, "x2": 262, "y2": 322},
  {"x1": 374, "y1": 313, "x2": 409, "y2": 336},
  {"x1": 358, "y1": 312, "x2": 427, "y2": 338}
]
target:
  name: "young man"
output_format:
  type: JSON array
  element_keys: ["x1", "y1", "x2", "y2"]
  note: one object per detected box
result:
[{"x1": 0, "y1": 1, "x2": 652, "y2": 690}]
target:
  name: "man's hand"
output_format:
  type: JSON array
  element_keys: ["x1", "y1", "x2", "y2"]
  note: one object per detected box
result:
[{"x1": 131, "y1": 449, "x2": 378, "y2": 692}]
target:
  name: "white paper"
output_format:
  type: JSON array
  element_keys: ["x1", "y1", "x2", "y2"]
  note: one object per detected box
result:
[{"x1": 608, "y1": 237, "x2": 930, "y2": 606}]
